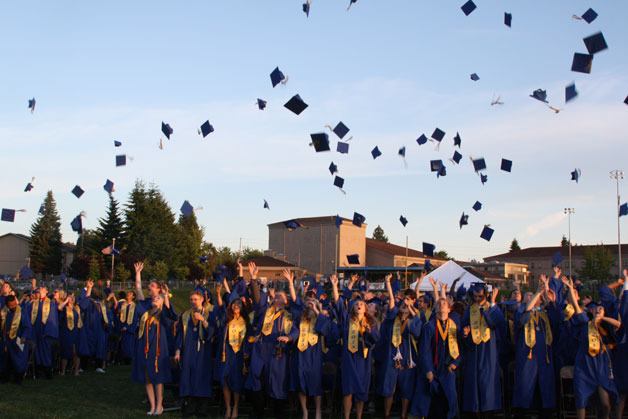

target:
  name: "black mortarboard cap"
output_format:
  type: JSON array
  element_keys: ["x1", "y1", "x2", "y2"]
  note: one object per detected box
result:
[
  {"x1": 352, "y1": 212, "x2": 366, "y2": 227},
  {"x1": 480, "y1": 174, "x2": 488, "y2": 184},
  {"x1": 329, "y1": 162, "x2": 338, "y2": 175},
  {"x1": 28, "y1": 98, "x2": 36, "y2": 112},
  {"x1": 422, "y1": 242, "x2": 435, "y2": 257},
  {"x1": 284, "y1": 94, "x2": 308, "y2": 115},
  {"x1": 337, "y1": 141, "x2": 349, "y2": 154},
  {"x1": 480, "y1": 225, "x2": 494, "y2": 241},
  {"x1": 334, "y1": 176, "x2": 345, "y2": 189},
  {"x1": 398, "y1": 146, "x2": 406, "y2": 158},
  {"x1": 270, "y1": 67, "x2": 286, "y2": 87},
  {"x1": 571, "y1": 53, "x2": 593, "y2": 74},
  {"x1": 437, "y1": 165, "x2": 447, "y2": 178},
  {"x1": 347, "y1": 254, "x2": 360, "y2": 265},
  {"x1": 263, "y1": 199, "x2": 270, "y2": 209},
  {"x1": 310, "y1": 133, "x2": 330, "y2": 152},
  {"x1": 472, "y1": 157, "x2": 486, "y2": 172},
  {"x1": 302, "y1": 2, "x2": 310, "y2": 17},
  {"x1": 473, "y1": 201, "x2": 482, "y2": 211},
  {"x1": 181, "y1": 200, "x2": 194, "y2": 217},
  {"x1": 581, "y1": 8, "x2": 598, "y2": 24},
  {"x1": 103, "y1": 179, "x2": 115, "y2": 194},
  {"x1": 371, "y1": 146, "x2": 382, "y2": 159},
  {"x1": 430, "y1": 160, "x2": 443, "y2": 172},
  {"x1": 583, "y1": 32, "x2": 608, "y2": 55},
  {"x1": 461, "y1": 0, "x2": 476, "y2": 16},
  {"x1": 114, "y1": 140, "x2": 122, "y2": 147},
  {"x1": 416, "y1": 134, "x2": 428, "y2": 146},
  {"x1": 38, "y1": 204, "x2": 45, "y2": 215},
  {"x1": 1, "y1": 209, "x2": 16, "y2": 222},
  {"x1": 565, "y1": 83, "x2": 578, "y2": 103},
  {"x1": 504, "y1": 12, "x2": 512, "y2": 27},
  {"x1": 625, "y1": 96, "x2": 628, "y2": 106},
  {"x1": 470, "y1": 73, "x2": 480, "y2": 81},
  {"x1": 71, "y1": 185, "x2": 84, "y2": 198},
  {"x1": 453, "y1": 132, "x2": 462, "y2": 147},
  {"x1": 459, "y1": 213, "x2": 469, "y2": 229},
  {"x1": 500, "y1": 158, "x2": 512, "y2": 172},
  {"x1": 530, "y1": 89, "x2": 549, "y2": 103},
  {"x1": 399, "y1": 215, "x2": 408, "y2": 227},
  {"x1": 71, "y1": 215, "x2": 83, "y2": 233},
  {"x1": 161, "y1": 122, "x2": 173, "y2": 139},
  {"x1": 333, "y1": 122, "x2": 350, "y2": 139},
  {"x1": 116, "y1": 155, "x2": 127, "y2": 167},
  {"x1": 257, "y1": 99, "x2": 267, "y2": 110},
  {"x1": 200, "y1": 120, "x2": 214, "y2": 138},
  {"x1": 452, "y1": 151, "x2": 462, "y2": 164},
  {"x1": 571, "y1": 168, "x2": 581, "y2": 183},
  {"x1": 24, "y1": 182, "x2": 34, "y2": 192},
  {"x1": 431, "y1": 128, "x2": 445, "y2": 143}
]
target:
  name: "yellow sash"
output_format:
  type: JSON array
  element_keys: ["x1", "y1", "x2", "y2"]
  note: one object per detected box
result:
[
  {"x1": 564, "y1": 304, "x2": 575, "y2": 321},
  {"x1": 524, "y1": 310, "x2": 553, "y2": 360},
  {"x1": 138, "y1": 311, "x2": 150, "y2": 338},
  {"x1": 66, "y1": 306, "x2": 75, "y2": 331},
  {"x1": 391, "y1": 317, "x2": 407, "y2": 348},
  {"x1": 348, "y1": 319, "x2": 369, "y2": 358},
  {"x1": 120, "y1": 302, "x2": 136, "y2": 325},
  {"x1": 587, "y1": 321, "x2": 603, "y2": 357},
  {"x1": 470, "y1": 303, "x2": 491, "y2": 345},
  {"x1": 425, "y1": 308, "x2": 432, "y2": 321},
  {"x1": 262, "y1": 306, "x2": 283, "y2": 336},
  {"x1": 99, "y1": 301, "x2": 109, "y2": 325},
  {"x1": 181, "y1": 308, "x2": 210, "y2": 340},
  {"x1": 1, "y1": 306, "x2": 21, "y2": 340},
  {"x1": 31, "y1": 298, "x2": 51, "y2": 325},
  {"x1": 297, "y1": 316, "x2": 319, "y2": 352},
  {"x1": 437, "y1": 318, "x2": 460, "y2": 359},
  {"x1": 228, "y1": 316, "x2": 246, "y2": 353}
]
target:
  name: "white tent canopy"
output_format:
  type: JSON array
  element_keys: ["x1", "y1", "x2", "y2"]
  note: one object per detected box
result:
[{"x1": 409, "y1": 260, "x2": 484, "y2": 292}]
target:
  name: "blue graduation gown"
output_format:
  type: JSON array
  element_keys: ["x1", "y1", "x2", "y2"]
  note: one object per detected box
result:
[
  {"x1": 78, "y1": 292, "x2": 112, "y2": 361},
  {"x1": 131, "y1": 306, "x2": 176, "y2": 385},
  {"x1": 116, "y1": 303, "x2": 139, "y2": 360},
  {"x1": 336, "y1": 298, "x2": 380, "y2": 402},
  {"x1": 215, "y1": 306, "x2": 247, "y2": 393},
  {"x1": 176, "y1": 309, "x2": 216, "y2": 397},
  {"x1": 410, "y1": 317, "x2": 462, "y2": 419},
  {"x1": 512, "y1": 307, "x2": 556, "y2": 409},
  {"x1": 1, "y1": 307, "x2": 32, "y2": 374},
  {"x1": 612, "y1": 290, "x2": 628, "y2": 393},
  {"x1": 376, "y1": 307, "x2": 422, "y2": 400},
  {"x1": 572, "y1": 312, "x2": 618, "y2": 408},
  {"x1": 58, "y1": 307, "x2": 82, "y2": 360},
  {"x1": 30, "y1": 298, "x2": 59, "y2": 367},
  {"x1": 461, "y1": 304, "x2": 503, "y2": 413},
  {"x1": 294, "y1": 313, "x2": 334, "y2": 397}
]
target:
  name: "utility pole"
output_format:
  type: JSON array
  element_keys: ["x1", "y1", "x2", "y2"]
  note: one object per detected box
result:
[
  {"x1": 563, "y1": 208, "x2": 574, "y2": 279},
  {"x1": 610, "y1": 170, "x2": 624, "y2": 277}
]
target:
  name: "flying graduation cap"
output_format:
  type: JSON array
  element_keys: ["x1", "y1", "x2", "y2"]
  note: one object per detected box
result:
[
  {"x1": 500, "y1": 158, "x2": 512, "y2": 172},
  {"x1": 352, "y1": 212, "x2": 366, "y2": 227},
  {"x1": 430, "y1": 160, "x2": 444, "y2": 173},
  {"x1": 504, "y1": 12, "x2": 512, "y2": 27},
  {"x1": 470, "y1": 73, "x2": 480, "y2": 81},
  {"x1": 329, "y1": 162, "x2": 338, "y2": 175},
  {"x1": 256, "y1": 99, "x2": 267, "y2": 110},
  {"x1": 619, "y1": 203, "x2": 628, "y2": 217},
  {"x1": 571, "y1": 53, "x2": 593, "y2": 74},
  {"x1": 371, "y1": 146, "x2": 382, "y2": 159},
  {"x1": 571, "y1": 168, "x2": 581, "y2": 183},
  {"x1": 480, "y1": 225, "x2": 494, "y2": 241},
  {"x1": 284, "y1": 94, "x2": 308, "y2": 115},
  {"x1": 398, "y1": 146, "x2": 407, "y2": 167},
  {"x1": 459, "y1": 213, "x2": 469, "y2": 229},
  {"x1": 331, "y1": 122, "x2": 350, "y2": 139},
  {"x1": 180, "y1": 200, "x2": 194, "y2": 217},
  {"x1": 399, "y1": 215, "x2": 408, "y2": 227},
  {"x1": 431, "y1": 128, "x2": 445, "y2": 149},
  {"x1": 347, "y1": 254, "x2": 360, "y2": 265},
  {"x1": 333, "y1": 176, "x2": 345, "y2": 193},
  {"x1": 116, "y1": 155, "x2": 127, "y2": 167},
  {"x1": 460, "y1": 0, "x2": 476, "y2": 16},
  {"x1": 310, "y1": 133, "x2": 330, "y2": 152},
  {"x1": 270, "y1": 67, "x2": 288, "y2": 87},
  {"x1": 263, "y1": 199, "x2": 270, "y2": 210},
  {"x1": 284, "y1": 220, "x2": 305, "y2": 231},
  {"x1": 480, "y1": 174, "x2": 488, "y2": 185},
  {"x1": 337, "y1": 141, "x2": 349, "y2": 154},
  {"x1": 1, "y1": 209, "x2": 26, "y2": 222},
  {"x1": 530, "y1": 89, "x2": 549, "y2": 103},
  {"x1": 471, "y1": 157, "x2": 487, "y2": 172},
  {"x1": 565, "y1": 83, "x2": 578, "y2": 103},
  {"x1": 580, "y1": 8, "x2": 598, "y2": 24},
  {"x1": 103, "y1": 179, "x2": 115, "y2": 194},
  {"x1": 422, "y1": 242, "x2": 435, "y2": 257},
  {"x1": 71, "y1": 185, "x2": 85, "y2": 199},
  {"x1": 472, "y1": 201, "x2": 482, "y2": 211},
  {"x1": 24, "y1": 177, "x2": 35, "y2": 192},
  {"x1": 302, "y1": 0, "x2": 311, "y2": 17},
  {"x1": 416, "y1": 134, "x2": 428, "y2": 146},
  {"x1": 453, "y1": 132, "x2": 462, "y2": 148},
  {"x1": 199, "y1": 120, "x2": 214, "y2": 138},
  {"x1": 583, "y1": 32, "x2": 608, "y2": 55},
  {"x1": 28, "y1": 98, "x2": 36, "y2": 113},
  {"x1": 114, "y1": 140, "x2": 122, "y2": 147},
  {"x1": 161, "y1": 122, "x2": 173, "y2": 139},
  {"x1": 451, "y1": 151, "x2": 463, "y2": 164},
  {"x1": 71, "y1": 213, "x2": 84, "y2": 234},
  {"x1": 552, "y1": 252, "x2": 564, "y2": 267}
]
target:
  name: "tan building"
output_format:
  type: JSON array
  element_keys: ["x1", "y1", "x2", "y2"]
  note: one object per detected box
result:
[
  {"x1": 365, "y1": 238, "x2": 446, "y2": 269},
  {"x1": 463, "y1": 261, "x2": 530, "y2": 287},
  {"x1": 240, "y1": 255, "x2": 306, "y2": 281},
  {"x1": 0, "y1": 233, "x2": 75, "y2": 277}
]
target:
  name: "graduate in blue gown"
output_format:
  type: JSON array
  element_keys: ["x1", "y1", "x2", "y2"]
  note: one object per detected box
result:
[
  {"x1": 175, "y1": 290, "x2": 216, "y2": 417},
  {"x1": 0, "y1": 295, "x2": 31, "y2": 383},
  {"x1": 461, "y1": 283, "x2": 504, "y2": 414},
  {"x1": 613, "y1": 272, "x2": 628, "y2": 418},
  {"x1": 511, "y1": 276, "x2": 557, "y2": 415},
  {"x1": 411, "y1": 295, "x2": 462, "y2": 419},
  {"x1": 78, "y1": 280, "x2": 113, "y2": 372},
  {"x1": 115, "y1": 291, "x2": 139, "y2": 363},
  {"x1": 57, "y1": 293, "x2": 84, "y2": 376},
  {"x1": 330, "y1": 274, "x2": 380, "y2": 419},
  {"x1": 562, "y1": 277, "x2": 619, "y2": 419},
  {"x1": 377, "y1": 274, "x2": 422, "y2": 419},
  {"x1": 30, "y1": 286, "x2": 59, "y2": 378}
]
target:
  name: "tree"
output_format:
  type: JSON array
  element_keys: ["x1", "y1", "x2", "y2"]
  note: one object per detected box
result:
[
  {"x1": 115, "y1": 263, "x2": 131, "y2": 283},
  {"x1": 177, "y1": 212, "x2": 204, "y2": 280},
  {"x1": 577, "y1": 245, "x2": 613, "y2": 283},
  {"x1": 561, "y1": 235, "x2": 570, "y2": 247},
  {"x1": 372, "y1": 225, "x2": 389, "y2": 243},
  {"x1": 510, "y1": 238, "x2": 521, "y2": 252},
  {"x1": 96, "y1": 195, "x2": 126, "y2": 251},
  {"x1": 29, "y1": 191, "x2": 63, "y2": 275},
  {"x1": 434, "y1": 250, "x2": 450, "y2": 260},
  {"x1": 88, "y1": 254, "x2": 102, "y2": 280}
]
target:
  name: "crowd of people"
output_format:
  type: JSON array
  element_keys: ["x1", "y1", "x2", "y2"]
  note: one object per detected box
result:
[{"x1": 0, "y1": 261, "x2": 627, "y2": 419}]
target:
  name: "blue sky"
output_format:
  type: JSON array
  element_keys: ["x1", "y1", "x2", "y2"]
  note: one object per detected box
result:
[{"x1": 1, "y1": 0, "x2": 627, "y2": 262}]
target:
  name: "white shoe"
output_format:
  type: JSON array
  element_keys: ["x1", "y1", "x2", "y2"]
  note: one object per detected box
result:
[
  {"x1": 146, "y1": 411, "x2": 153, "y2": 416},
  {"x1": 95, "y1": 368, "x2": 106, "y2": 373}
]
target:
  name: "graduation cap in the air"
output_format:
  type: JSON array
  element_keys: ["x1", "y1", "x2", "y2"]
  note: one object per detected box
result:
[
  {"x1": 180, "y1": 200, "x2": 194, "y2": 217},
  {"x1": 38, "y1": 204, "x2": 45, "y2": 215},
  {"x1": 451, "y1": 151, "x2": 463, "y2": 164},
  {"x1": 480, "y1": 174, "x2": 488, "y2": 185},
  {"x1": 571, "y1": 53, "x2": 593, "y2": 74},
  {"x1": 347, "y1": 0, "x2": 358, "y2": 10},
  {"x1": 472, "y1": 157, "x2": 487, "y2": 172},
  {"x1": 472, "y1": 201, "x2": 482, "y2": 211},
  {"x1": 334, "y1": 139, "x2": 350, "y2": 154},
  {"x1": 347, "y1": 254, "x2": 360, "y2": 265},
  {"x1": 270, "y1": 67, "x2": 288, "y2": 87},
  {"x1": 329, "y1": 162, "x2": 338, "y2": 175},
  {"x1": 625, "y1": 96, "x2": 628, "y2": 106},
  {"x1": 398, "y1": 146, "x2": 406, "y2": 158},
  {"x1": 71, "y1": 185, "x2": 85, "y2": 199},
  {"x1": 571, "y1": 168, "x2": 581, "y2": 183},
  {"x1": 501, "y1": 158, "x2": 512, "y2": 172},
  {"x1": 24, "y1": 177, "x2": 35, "y2": 192},
  {"x1": 431, "y1": 128, "x2": 445, "y2": 148},
  {"x1": 416, "y1": 134, "x2": 428, "y2": 146},
  {"x1": 352, "y1": 212, "x2": 366, "y2": 227},
  {"x1": 328, "y1": 121, "x2": 350, "y2": 139},
  {"x1": 256, "y1": 99, "x2": 267, "y2": 110},
  {"x1": 619, "y1": 203, "x2": 628, "y2": 217},
  {"x1": 399, "y1": 215, "x2": 408, "y2": 227},
  {"x1": 565, "y1": 83, "x2": 578, "y2": 103},
  {"x1": 578, "y1": 8, "x2": 597, "y2": 24},
  {"x1": 199, "y1": 255, "x2": 209, "y2": 264},
  {"x1": 71, "y1": 214, "x2": 83, "y2": 234},
  {"x1": 530, "y1": 89, "x2": 549, "y2": 103},
  {"x1": 333, "y1": 176, "x2": 345, "y2": 192},
  {"x1": 504, "y1": 12, "x2": 512, "y2": 27},
  {"x1": 199, "y1": 120, "x2": 214, "y2": 138},
  {"x1": 2, "y1": 209, "x2": 17, "y2": 222},
  {"x1": 480, "y1": 225, "x2": 494, "y2": 241},
  {"x1": 460, "y1": 0, "x2": 476, "y2": 16},
  {"x1": 116, "y1": 155, "x2": 127, "y2": 167},
  {"x1": 284, "y1": 94, "x2": 308, "y2": 115},
  {"x1": 302, "y1": 1, "x2": 310, "y2": 17},
  {"x1": 263, "y1": 199, "x2": 270, "y2": 210},
  {"x1": 583, "y1": 32, "x2": 608, "y2": 55},
  {"x1": 459, "y1": 213, "x2": 469, "y2": 229},
  {"x1": 371, "y1": 146, "x2": 382, "y2": 159},
  {"x1": 310, "y1": 133, "x2": 330, "y2": 152},
  {"x1": 470, "y1": 73, "x2": 480, "y2": 82},
  {"x1": 552, "y1": 252, "x2": 564, "y2": 267},
  {"x1": 103, "y1": 179, "x2": 115, "y2": 194},
  {"x1": 114, "y1": 140, "x2": 122, "y2": 147},
  {"x1": 437, "y1": 165, "x2": 447, "y2": 178},
  {"x1": 453, "y1": 132, "x2": 462, "y2": 148},
  {"x1": 284, "y1": 220, "x2": 305, "y2": 231},
  {"x1": 430, "y1": 160, "x2": 444, "y2": 173},
  {"x1": 161, "y1": 122, "x2": 173, "y2": 139},
  {"x1": 28, "y1": 98, "x2": 36, "y2": 113},
  {"x1": 335, "y1": 215, "x2": 343, "y2": 228},
  {"x1": 422, "y1": 242, "x2": 435, "y2": 258}
]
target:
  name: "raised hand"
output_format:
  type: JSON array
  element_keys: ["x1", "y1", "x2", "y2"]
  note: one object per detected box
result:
[
  {"x1": 330, "y1": 275, "x2": 338, "y2": 287},
  {"x1": 463, "y1": 326, "x2": 471, "y2": 337},
  {"x1": 281, "y1": 269, "x2": 294, "y2": 283},
  {"x1": 86, "y1": 279, "x2": 94, "y2": 289},
  {"x1": 428, "y1": 276, "x2": 437, "y2": 289},
  {"x1": 277, "y1": 336, "x2": 290, "y2": 344},
  {"x1": 134, "y1": 262, "x2": 144, "y2": 274},
  {"x1": 384, "y1": 274, "x2": 392, "y2": 284},
  {"x1": 248, "y1": 262, "x2": 259, "y2": 279},
  {"x1": 490, "y1": 287, "x2": 499, "y2": 305},
  {"x1": 193, "y1": 312, "x2": 204, "y2": 322}
]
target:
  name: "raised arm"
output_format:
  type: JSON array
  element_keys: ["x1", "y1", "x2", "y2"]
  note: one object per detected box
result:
[
  {"x1": 134, "y1": 262, "x2": 145, "y2": 301},
  {"x1": 385, "y1": 274, "x2": 395, "y2": 310},
  {"x1": 216, "y1": 282, "x2": 224, "y2": 307},
  {"x1": 415, "y1": 271, "x2": 426, "y2": 299},
  {"x1": 330, "y1": 274, "x2": 340, "y2": 303},
  {"x1": 222, "y1": 277, "x2": 231, "y2": 295},
  {"x1": 526, "y1": 276, "x2": 546, "y2": 312},
  {"x1": 249, "y1": 262, "x2": 260, "y2": 305},
  {"x1": 428, "y1": 276, "x2": 439, "y2": 303},
  {"x1": 283, "y1": 269, "x2": 297, "y2": 303},
  {"x1": 562, "y1": 276, "x2": 582, "y2": 314}
]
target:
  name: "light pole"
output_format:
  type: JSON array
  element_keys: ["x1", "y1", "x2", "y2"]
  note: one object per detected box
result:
[
  {"x1": 610, "y1": 170, "x2": 624, "y2": 277},
  {"x1": 564, "y1": 208, "x2": 575, "y2": 279}
]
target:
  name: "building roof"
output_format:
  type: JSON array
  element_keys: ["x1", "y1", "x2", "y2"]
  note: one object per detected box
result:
[
  {"x1": 0, "y1": 233, "x2": 30, "y2": 242},
  {"x1": 268, "y1": 215, "x2": 354, "y2": 228},
  {"x1": 241, "y1": 256, "x2": 298, "y2": 268},
  {"x1": 366, "y1": 238, "x2": 447, "y2": 261},
  {"x1": 484, "y1": 244, "x2": 628, "y2": 261}
]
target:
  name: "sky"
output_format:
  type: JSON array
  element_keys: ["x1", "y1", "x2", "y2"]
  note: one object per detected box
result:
[{"x1": 1, "y1": 0, "x2": 627, "y2": 262}]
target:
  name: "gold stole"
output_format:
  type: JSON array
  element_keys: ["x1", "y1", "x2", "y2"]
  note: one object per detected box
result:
[
  {"x1": 391, "y1": 317, "x2": 407, "y2": 348},
  {"x1": 181, "y1": 308, "x2": 210, "y2": 340},
  {"x1": 138, "y1": 312, "x2": 150, "y2": 338},
  {"x1": 99, "y1": 301, "x2": 109, "y2": 325},
  {"x1": 120, "y1": 302, "x2": 136, "y2": 325},
  {"x1": 348, "y1": 319, "x2": 369, "y2": 358},
  {"x1": 564, "y1": 304, "x2": 575, "y2": 321},
  {"x1": 587, "y1": 321, "x2": 603, "y2": 357},
  {"x1": 297, "y1": 316, "x2": 319, "y2": 352},
  {"x1": 425, "y1": 308, "x2": 432, "y2": 321},
  {"x1": 262, "y1": 306, "x2": 283, "y2": 336},
  {"x1": 524, "y1": 310, "x2": 553, "y2": 360},
  {"x1": 437, "y1": 318, "x2": 460, "y2": 359},
  {"x1": 66, "y1": 306, "x2": 75, "y2": 331},
  {"x1": 470, "y1": 303, "x2": 491, "y2": 345},
  {"x1": 1, "y1": 306, "x2": 21, "y2": 340},
  {"x1": 31, "y1": 298, "x2": 51, "y2": 325},
  {"x1": 222, "y1": 316, "x2": 246, "y2": 361},
  {"x1": 75, "y1": 306, "x2": 83, "y2": 329}
]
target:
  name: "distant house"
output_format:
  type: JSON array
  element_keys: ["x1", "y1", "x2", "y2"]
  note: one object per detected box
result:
[
  {"x1": 240, "y1": 255, "x2": 306, "y2": 281},
  {"x1": 0, "y1": 233, "x2": 75, "y2": 277}
]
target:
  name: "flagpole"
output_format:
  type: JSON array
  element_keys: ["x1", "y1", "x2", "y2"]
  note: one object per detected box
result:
[{"x1": 111, "y1": 238, "x2": 116, "y2": 282}]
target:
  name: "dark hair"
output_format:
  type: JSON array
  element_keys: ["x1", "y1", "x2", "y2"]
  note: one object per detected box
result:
[{"x1": 4, "y1": 294, "x2": 17, "y2": 304}]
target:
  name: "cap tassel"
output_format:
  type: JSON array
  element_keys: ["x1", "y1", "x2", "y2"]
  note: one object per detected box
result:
[
  {"x1": 547, "y1": 104, "x2": 561, "y2": 114},
  {"x1": 159, "y1": 138, "x2": 164, "y2": 150},
  {"x1": 281, "y1": 75, "x2": 289, "y2": 86},
  {"x1": 571, "y1": 14, "x2": 583, "y2": 21}
]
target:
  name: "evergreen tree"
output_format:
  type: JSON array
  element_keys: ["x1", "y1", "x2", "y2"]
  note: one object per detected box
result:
[
  {"x1": 68, "y1": 229, "x2": 102, "y2": 279},
  {"x1": 510, "y1": 238, "x2": 521, "y2": 252},
  {"x1": 97, "y1": 195, "x2": 125, "y2": 250},
  {"x1": 561, "y1": 235, "x2": 570, "y2": 247},
  {"x1": 29, "y1": 191, "x2": 63, "y2": 275},
  {"x1": 177, "y1": 212, "x2": 204, "y2": 279},
  {"x1": 434, "y1": 250, "x2": 450, "y2": 260},
  {"x1": 372, "y1": 225, "x2": 389, "y2": 243},
  {"x1": 88, "y1": 254, "x2": 101, "y2": 280},
  {"x1": 577, "y1": 245, "x2": 613, "y2": 283}
]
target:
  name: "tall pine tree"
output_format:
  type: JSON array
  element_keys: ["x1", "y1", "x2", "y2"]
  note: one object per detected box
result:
[
  {"x1": 29, "y1": 191, "x2": 63, "y2": 275},
  {"x1": 372, "y1": 225, "x2": 389, "y2": 243},
  {"x1": 177, "y1": 211, "x2": 204, "y2": 279},
  {"x1": 97, "y1": 194, "x2": 126, "y2": 250}
]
